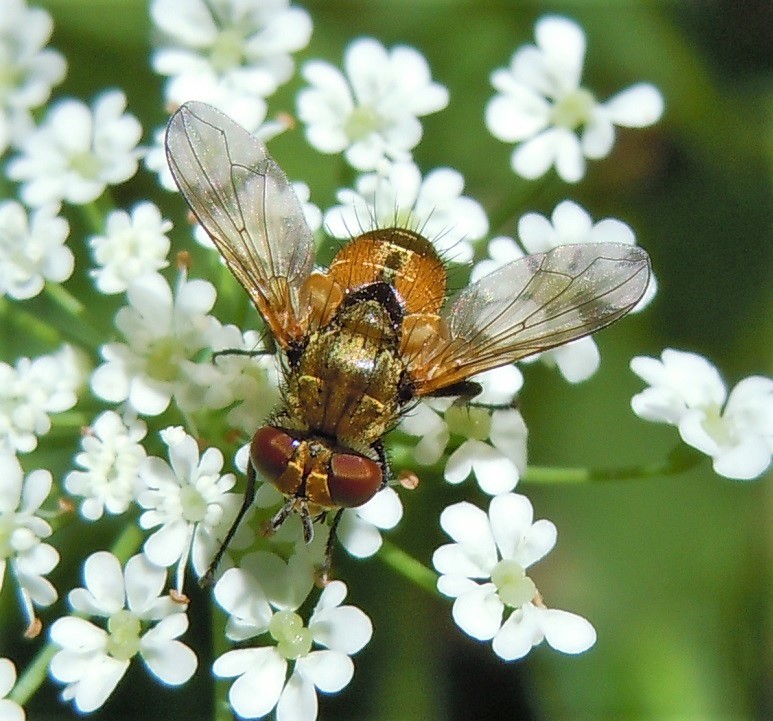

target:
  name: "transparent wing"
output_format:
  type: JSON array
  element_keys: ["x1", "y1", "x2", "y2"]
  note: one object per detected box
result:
[
  {"x1": 410, "y1": 243, "x2": 651, "y2": 395},
  {"x1": 165, "y1": 101, "x2": 315, "y2": 345}
]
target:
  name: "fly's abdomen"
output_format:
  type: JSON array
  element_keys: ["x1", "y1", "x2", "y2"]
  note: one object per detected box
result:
[{"x1": 289, "y1": 299, "x2": 404, "y2": 449}]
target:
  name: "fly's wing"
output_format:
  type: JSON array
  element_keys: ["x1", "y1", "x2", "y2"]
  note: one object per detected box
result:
[
  {"x1": 165, "y1": 101, "x2": 315, "y2": 346},
  {"x1": 410, "y1": 243, "x2": 651, "y2": 395}
]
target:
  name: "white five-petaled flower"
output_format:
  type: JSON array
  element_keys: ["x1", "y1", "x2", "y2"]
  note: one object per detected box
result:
[
  {"x1": 0, "y1": 656, "x2": 24, "y2": 721},
  {"x1": 90, "y1": 271, "x2": 224, "y2": 416},
  {"x1": 631, "y1": 349, "x2": 773, "y2": 480},
  {"x1": 298, "y1": 38, "x2": 449, "y2": 171},
  {"x1": 64, "y1": 410, "x2": 147, "y2": 521},
  {"x1": 49, "y1": 552, "x2": 197, "y2": 714},
  {"x1": 137, "y1": 427, "x2": 240, "y2": 590},
  {"x1": 214, "y1": 562, "x2": 372, "y2": 721},
  {"x1": 0, "y1": 452, "x2": 59, "y2": 632},
  {"x1": 0, "y1": 344, "x2": 82, "y2": 454},
  {"x1": 433, "y1": 494, "x2": 596, "y2": 661},
  {"x1": 324, "y1": 161, "x2": 488, "y2": 264},
  {"x1": 150, "y1": 0, "x2": 312, "y2": 132},
  {"x1": 470, "y1": 200, "x2": 655, "y2": 383},
  {"x1": 400, "y1": 365, "x2": 528, "y2": 495},
  {"x1": 7, "y1": 89, "x2": 143, "y2": 206},
  {"x1": 0, "y1": 0, "x2": 66, "y2": 156},
  {"x1": 0, "y1": 200, "x2": 72, "y2": 300},
  {"x1": 485, "y1": 15, "x2": 664, "y2": 182},
  {"x1": 89, "y1": 202, "x2": 171, "y2": 294}
]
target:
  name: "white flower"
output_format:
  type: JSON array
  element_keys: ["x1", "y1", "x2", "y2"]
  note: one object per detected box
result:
[
  {"x1": 0, "y1": 452, "x2": 59, "y2": 632},
  {"x1": 90, "y1": 271, "x2": 223, "y2": 416},
  {"x1": 0, "y1": 656, "x2": 24, "y2": 721},
  {"x1": 298, "y1": 38, "x2": 448, "y2": 171},
  {"x1": 433, "y1": 494, "x2": 596, "y2": 660},
  {"x1": 137, "y1": 427, "x2": 241, "y2": 590},
  {"x1": 485, "y1": 15, "x2": 664, "y2": 182},
  {"x1": 0, "y1": 0, "x2": 66, "y2": 156},
  {"x1": 214, "y1": 572, "x2": 372, "y2": 721},
  {"x1": 89, "y1": 202, "x2": 171, "y2": 294},
  {"x1": 324, "y1": 161, "x2": 488, "y2": 263},
  {"x1": 401, "y1": 365, "x2": 527, "y2": 495},
  {"x1": 0, "y1": 345, "x2": 82, "y2": 454},
  {"x1": 7, "y1": 90, "x2": 143, "y2": 206},
  {"x1": 151, "y1": 0, "x2": 312, "y2": 132},
  {"x1": 337, "y1": 487, "x2": 403, "y2": 559},
  {"x1": 64, "y1": 411, "x2": 147, "y2": 521},
  {"x1": 49, "y1": 552, "x2": 197, "y2": 713},
  {"x1": 631, "y1": 349, "x2": 773, "y2": 480},
  {"x1": 0, "y1": 201, "x2": 72, "y2": 300}
]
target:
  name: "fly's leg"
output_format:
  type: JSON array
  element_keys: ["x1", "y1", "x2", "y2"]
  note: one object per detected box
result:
[
  {"x1": 212, "y1": 347, "x2": 273, "y2": 362},
  {"x1": 427, "y1": 379, "x2": 518, "y2": 411},
  {"x1": 319, "y1": 508, "x2": 345, "y2": 586},
  {"x1": 200, "y1": 460, "x2": 257, "y2": 587},
  {"x1": 372, "y1": 438, "x2": 391, "y2": 490}
]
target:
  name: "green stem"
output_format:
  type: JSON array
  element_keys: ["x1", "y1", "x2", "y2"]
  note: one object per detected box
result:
[
  {"x1": 9, "y1": 523, "x2": 144, "y2": 706},
  {"x1": 42, "y1": 283, "x2": 105, "y2": 350},
  {"x1": 378, "y1": 540, "x2": 438, "y2": 596},
  {"x1": 7, "y1": 644, "x2": 58, "y2": 707},
  {"x1": 521, "y1": 445, "x2": 707, "y2": 484},
  {"x1": 44, "y1": 282, "x2": 85, "y2": 316},
  {"x1": 79, "y1": 196, "x2": 113, "y2": 235}
]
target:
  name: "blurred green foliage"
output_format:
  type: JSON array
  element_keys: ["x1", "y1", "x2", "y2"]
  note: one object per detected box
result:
[{"x1": 3, "y1": 1, "x2": 770, "y2": 720}]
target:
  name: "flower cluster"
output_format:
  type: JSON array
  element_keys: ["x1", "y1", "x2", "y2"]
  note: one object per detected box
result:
[
  {"x1": 0, "y1": 0, "x2": 66, "y2": 157},
  {"x1": 49, "y1": 552, "x2": 197, "y2": 712},
  {"x1": 0, "y1": 2, "x2": 765, "y2": 721},
  {"x1": 434, "y1": 494, "x2": 596, "y2": 660},
  {"x1": 298, "y1": 37, "x2": 449, "y2": 171},
  {"x1": 0, "y1": 345, "x2": 82, "y2": 454},
  {"x1": 0, "y1": 452, "x2": 59, "y2": 634},
  {"x1": 485, "y1": 16, "x2": 664, "y2": 182},
  {"x1": 213, "y1": 559, "x2": 372, "y2": 720},
  {"x1": 631, "y1": 350, "x2": 772, "y2": 480}
]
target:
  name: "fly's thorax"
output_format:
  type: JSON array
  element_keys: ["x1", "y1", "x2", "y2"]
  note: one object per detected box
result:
[{"x1": 250, "y1": 426, "x2": 383, "y2": 510}]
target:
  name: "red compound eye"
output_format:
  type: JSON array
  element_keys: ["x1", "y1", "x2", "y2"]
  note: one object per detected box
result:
[
  {"x1": 328, "y1": 453, "x2": 383, "y2": 508},
  {"x1": 251, "y1": 427, "x2": 296, "y2": 481}
]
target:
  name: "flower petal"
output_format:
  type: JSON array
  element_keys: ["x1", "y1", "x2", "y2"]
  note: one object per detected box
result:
[
  {"x1": 296, "y1": 650, "x2": 353, "y2": 693},
  {"x1": 310, "y1": 605, "x2": 372, "y2": 654},
  {"x1": 438, "y1": 502, "x2": 497, "y2": 572},
  {"x1": 452, "y1": 585, "x2": 503, "y2": 640},
  {"x1": 142, "y1": 637, "x2": 197, "y2": 685},
  {"x1": 81, "y1": 552, "x2": 125, "y2": 613},
  {"x1": 214, "y1": 648, "x2": 285, "y2": 719},
  {"x1": 277, "y1": 668, "x2": 318, "y2": 721},
  {"x1": 540, "y1": 608, "x2": 597, "y2": 654},
  {"x1": 604, "y1": 83, "x2": 664, "y2": 127}
]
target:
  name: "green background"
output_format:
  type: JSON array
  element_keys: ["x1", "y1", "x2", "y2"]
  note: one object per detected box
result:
[{"x1": 1, "y1": 1, "x2": 770, "y2": 720}]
